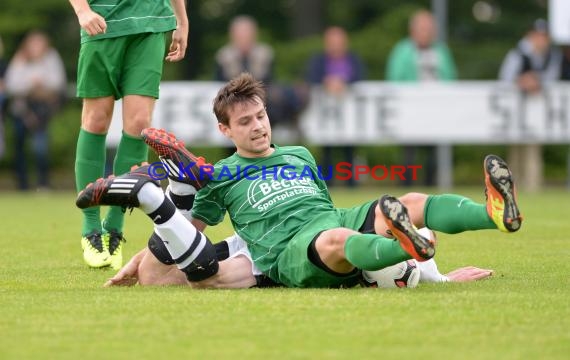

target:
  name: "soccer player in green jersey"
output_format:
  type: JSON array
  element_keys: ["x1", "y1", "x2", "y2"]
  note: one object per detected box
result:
[
  {"x1": 76, "y1": 73, "x2": 522, "y2": 288},
  {"x1": 69, "y1": 0, "x2": 188, "y2": 270}
]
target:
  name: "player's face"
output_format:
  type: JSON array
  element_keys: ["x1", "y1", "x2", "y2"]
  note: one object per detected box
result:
[{"x1": 219, "y1": 97, "x2": 273, "y2": 158}]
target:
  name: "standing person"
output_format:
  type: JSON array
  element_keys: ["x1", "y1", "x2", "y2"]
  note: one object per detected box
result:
[
  {"x1": 498, "y1": 19, "x2": 561, "y2": 192},
  {"x1": 386, "y1": 9, "x2": 457, "y2": 187},
  {"x1": 305, "y1": 26, "x2": 366, "y2": 187},
  {"x1": 69, "y1": 0, "x2": 189, "y2": 269},
  {"x1": 4, "y1": 31, "x2": 66, "y2": 191}
]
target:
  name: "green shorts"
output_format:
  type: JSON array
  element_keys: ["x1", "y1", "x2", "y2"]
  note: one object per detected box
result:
[
  {"x1": 272, "y1": 200, "x2": 376, "y2": 288},
  {"x1": 76, "y1": 32, "x2": 166, "y2": 99}
]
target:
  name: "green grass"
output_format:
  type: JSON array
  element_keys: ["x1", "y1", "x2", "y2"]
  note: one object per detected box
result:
[{"x1": 1, "y1": 188, "x2": 569, "y2": 359}]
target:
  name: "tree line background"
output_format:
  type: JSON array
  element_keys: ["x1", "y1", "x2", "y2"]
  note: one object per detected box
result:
[
  {"x1": 0, "y1": 0, "x2": 550, "y2": 81},
  {"x1": 1, "y1": 0, "x2": 566, "y2": 187}
]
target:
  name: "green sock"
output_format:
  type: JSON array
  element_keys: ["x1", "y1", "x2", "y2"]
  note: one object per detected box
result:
[
  {"x1": 424, "y1": 194, "x2": 496, "y2": 234},
  {"x1": 75, "y1": 128, "x2": 106, "y2": 236},
  {"x1": 103, "y1": 132, "x2": 148, "y2": 233},
  {"x1": 344, "y1": 234, "x2": 411, "y2": 271}
]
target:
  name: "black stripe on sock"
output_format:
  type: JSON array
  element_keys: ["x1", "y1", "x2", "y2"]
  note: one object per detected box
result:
[
  {"x1": 147, "y1": 197, "x2": 177, "y2": 225},
  {"x1": 174, "y1": 230, "x2": 202, "y2": 264},
  {"x1": 182, "y1": 239, "x2": 219, "y2": 282},
  {"x1": 169, "y1": 191, "x2": 195, "y2": 210},
  {"x1": 214, "y1": 240, "x2": 230, "y2": 261}
]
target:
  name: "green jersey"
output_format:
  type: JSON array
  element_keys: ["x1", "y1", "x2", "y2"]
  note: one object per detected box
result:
[
  {"x1": 192, "y1": 145, "x2": 335, "y2": 275},
  {"x1": 81, "y1": 0, "x2": 176, "y2": 43}
]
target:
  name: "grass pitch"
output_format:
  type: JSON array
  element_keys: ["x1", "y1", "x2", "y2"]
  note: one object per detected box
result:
[{"x1": 1, "y1": 188, "x2": 569, "y2": 359}]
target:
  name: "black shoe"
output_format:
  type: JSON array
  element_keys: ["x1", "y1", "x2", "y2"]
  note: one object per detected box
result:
[
  {"x1": 142, "y1": 128, "x2": 212, "y2": 189},
  {"x1": 76, "y1": 164, "x2": 159, "y2": 209}
]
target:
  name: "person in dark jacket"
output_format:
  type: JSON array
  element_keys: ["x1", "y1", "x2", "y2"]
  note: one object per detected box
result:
[{"x1": 305, "y1": 26, "x2": 366, "y2": 187}]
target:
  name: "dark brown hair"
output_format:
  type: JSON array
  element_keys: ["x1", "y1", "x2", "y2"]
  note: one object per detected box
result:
[{"x1": 213, "y1": 72, "x2": 266, "y2": 126}]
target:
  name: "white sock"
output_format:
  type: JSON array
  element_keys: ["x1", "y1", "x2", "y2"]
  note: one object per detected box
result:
[
  {"x1": 168, "y1": 180, "x2": 197, "y2": 196},
  {"x1": 137, "y1": 183, "x2": 206, "y2": 270},
  {"x1": 416, "y1": 259, "x2": 449, "y2": 283},
  {"x1": 137, "y1": 183, "x2": 165, "y2": 214},
  {"x1": 154, "y1": 212, "x2": 206, "y2": 269}
]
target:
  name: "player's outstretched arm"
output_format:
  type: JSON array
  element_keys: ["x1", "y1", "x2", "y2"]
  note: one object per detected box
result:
[
  {"x1": 69, "y1": 0, "x2": 107, "y2": 36},
  {"x1": 445, "y1": 266, "x2": 493, "y2": 282},
  {"x1": 166, "y1": 0, "x2": 189, "y2": 62}
]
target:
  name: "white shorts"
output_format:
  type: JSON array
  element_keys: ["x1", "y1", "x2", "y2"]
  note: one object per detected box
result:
[{"x1": 224, "y1": 233, "x2": 262, "y2": 276}]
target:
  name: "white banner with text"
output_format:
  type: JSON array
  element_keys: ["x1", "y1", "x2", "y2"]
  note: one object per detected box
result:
[{"x1": 108, "y1": 81, "x2": 570, "y2": 146}]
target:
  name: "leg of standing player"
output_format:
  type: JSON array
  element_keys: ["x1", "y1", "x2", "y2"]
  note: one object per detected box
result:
[
  {"x1": 71, "y1": 0, "x2": 188, "y2": 270},
  {"x1": 101, "y1": 32, "x2": 168, "y2": 270},
  {"x1": 76, "y1": 94, "x2": 115, "y2": 268}
]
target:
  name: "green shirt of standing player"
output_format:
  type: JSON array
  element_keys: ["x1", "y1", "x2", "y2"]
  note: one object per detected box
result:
[{"x1": 69, "y1": 0, "x2": 189, "y2": 270}]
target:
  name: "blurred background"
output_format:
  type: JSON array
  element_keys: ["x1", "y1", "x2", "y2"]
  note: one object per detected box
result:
[{"x1": 0, "y1": 0, "x2": 568, "y2": 191}]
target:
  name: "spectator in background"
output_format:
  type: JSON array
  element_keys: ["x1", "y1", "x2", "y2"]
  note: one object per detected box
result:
[
  {"x1": 0, "y1": 37, "x2": 7, "y2": 160},
  {"x1": 498, "y1": 19, "x2": 561, "y2": 191},
  {"x1": 4, "y1": 30, "x2": 66, "y2": 191},
  {"x1": 386, "y1": 10, "x2": 457, "y2": 187},
  {"x1": 215, "y1": 15, "x2": 306, "y2": 144},
  {"x1": 305, "y1": 26, "x2": 365, "y2": 187},
  {"x1": 215, "y1": 15, "x2": 273, "y2": 84}
]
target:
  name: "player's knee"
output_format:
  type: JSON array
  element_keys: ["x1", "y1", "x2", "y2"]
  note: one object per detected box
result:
[
  {"x1": 399, "y1": 192, "x2": 428, "y2": 209},
  {"x1": 82, "y1": 111, "x2": 112, "y2": 133},
  {"x1": 124, "y1": 114, "x2": 151, "y2": 134},
  {"x1": 148, "y1": 232, "x2": 219, "y2": 282},
  {"x1": 147, "y1": 232, "x2": 175, "y2": 265},
  {"x1": 317, "y1": 228, "x2": 357, "y2": 253}
]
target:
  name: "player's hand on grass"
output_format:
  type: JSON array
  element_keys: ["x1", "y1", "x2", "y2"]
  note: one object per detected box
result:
[
  {"x1": 76, "y1": 8, "x2": 107, "y2": 36},
  {"x1": 165, "y1": 24, "x2": 188, "y2": 62},
  {"x1": 103, "y1": 252, "x2": 142, "y2": 287},
  {"x1": 445, "y1": 266, "x2": 493, "y2": 282}
]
